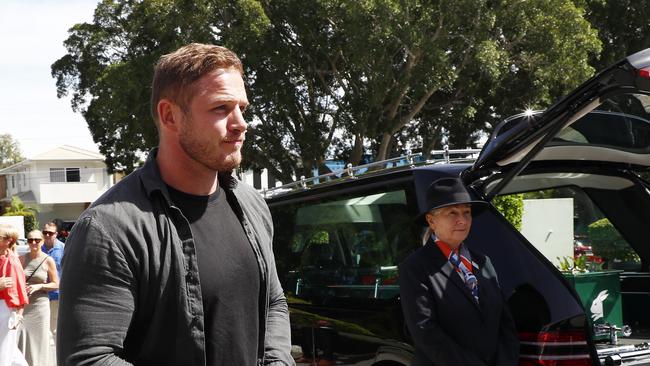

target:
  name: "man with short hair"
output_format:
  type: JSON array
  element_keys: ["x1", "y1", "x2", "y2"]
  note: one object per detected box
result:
[
  {"x1": 41, "y1": 221, "x2": 64, "y2": 336},
  {"x1": 58, "y1": 43, "x2": 294, "y2": 366}
]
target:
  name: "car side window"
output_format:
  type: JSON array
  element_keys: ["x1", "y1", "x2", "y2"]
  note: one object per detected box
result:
[
  {"x1": 270, "y1": 187, "x2": 419, "y2": 302},
  {"x1": 496, "y1": 186, "x2": 641, "y2": 271}
]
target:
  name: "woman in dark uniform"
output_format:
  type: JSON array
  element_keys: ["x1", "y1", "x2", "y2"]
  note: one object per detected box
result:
[{"x1": 398, "y1": 177, "x2": 519, "y2": 366}]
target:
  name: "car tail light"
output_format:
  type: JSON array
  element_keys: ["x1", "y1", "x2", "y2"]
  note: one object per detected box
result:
[
  {"x1": 519, "y1": 331, "x2": 593, "y2": 366},
  {"x1": 639, "y1": 67, "x2": 650, "y2": 79},
  {"x1": 520, "y1": 361, "x2": 592, "y2": 366}
]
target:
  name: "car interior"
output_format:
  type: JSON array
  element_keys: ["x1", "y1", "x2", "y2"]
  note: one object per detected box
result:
[{"x1": 474, "y1": 92, "x2": 650, "y2": 362}]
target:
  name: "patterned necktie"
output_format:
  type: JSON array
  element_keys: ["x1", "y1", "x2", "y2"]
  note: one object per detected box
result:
[{"x1": 448, "y1": 251, "x2": 479, "y2": 303}]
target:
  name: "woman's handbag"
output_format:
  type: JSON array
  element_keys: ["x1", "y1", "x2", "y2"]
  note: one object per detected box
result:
[{"x1": 7, "y1": 311, "x2": 22, "y2": 330}]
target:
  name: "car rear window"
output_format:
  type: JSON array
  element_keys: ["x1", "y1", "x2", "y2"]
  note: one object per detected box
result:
[{"x1": 552, "y1": 93, "x2": 650, "y2": 153}]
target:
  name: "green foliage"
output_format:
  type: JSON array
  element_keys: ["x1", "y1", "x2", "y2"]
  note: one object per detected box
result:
[
  {"x1": 557, "y1": 254, "x2": 604, "y2": 273},
  {"x1": 3, "y1": 196, "x2": 40, "y2": 233},
  {"x1": 0, "y1": 134, "x2": 24, "y2": 169},
  {"x1": 6, "y1": 196, "x2": 36, "y2": 215},
  {"x1": 309, "y1": 231, "x2": 329, "y2": 245},
  {"x1": 492, "y1": 194, "x2": 523, "y2": 230},
  {"x1": 52, "y1": 0, "x2": 600, "y2": 179},
  {"x1": 582, "y1": 0, "x2": 650, "y2": 71},
  {"x1": 523, "y1": 190, "x2": 556, "y2": 200},
  {"x1": 557, "y1": 256, "x2": 573, "y2": 271},
  {"x1": 51, "y1": 0, "x2": 242, "y2": 172},
  {"x1": 588, "y1": 218, "x2": 640, "y2": 262}
]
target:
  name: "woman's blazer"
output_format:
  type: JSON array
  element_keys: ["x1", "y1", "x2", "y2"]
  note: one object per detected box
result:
[{"x1": 398, "y1": 240, "x2": 519, "y2": 366}]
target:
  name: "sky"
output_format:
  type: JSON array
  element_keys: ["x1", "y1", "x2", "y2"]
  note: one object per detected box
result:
[{"x1": 0, "y1": 0, "x2": 101, "y2": 158}]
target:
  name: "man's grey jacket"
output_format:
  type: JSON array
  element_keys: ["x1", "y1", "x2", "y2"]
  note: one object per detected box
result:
[{"x1": 57, "y1": 149, "x2": 294, "y2": 366}]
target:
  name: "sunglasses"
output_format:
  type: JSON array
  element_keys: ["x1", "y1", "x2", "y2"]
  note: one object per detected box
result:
[
  {"x1": 27, "y1": 238, "x2": 43, "y2": 243},
  {"x1": 43, "y1": 231, "x2": 56, "y2": 236}
]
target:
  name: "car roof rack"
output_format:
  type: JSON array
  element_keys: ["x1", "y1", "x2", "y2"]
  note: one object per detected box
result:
[{"x1": 262, "y1": 147, "x2": 480, "y2": 198}]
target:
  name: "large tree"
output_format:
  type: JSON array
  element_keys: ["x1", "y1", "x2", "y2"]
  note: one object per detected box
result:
[
  {"x1": 581, "y1": 0, "x2": 650, "y2": 71},
  {"x1": 0, "y1": 134, "x2": 24, "y2": 169},
  {"x1": 243, "y1": 0, "x2": 600, "y2": 172},
  {"x1": 52, "y1": 0, "x2": 600, "y2": 181},
  {"x1": 51, "y1": 0, "x2": 252, "y2": 172}
]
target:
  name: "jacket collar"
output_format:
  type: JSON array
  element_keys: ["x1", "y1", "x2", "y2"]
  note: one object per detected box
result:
[
  {"x1": 139, "y1": 148, "x2": 239, "y2": 205},
  {"x1": 425, "y1": 238, "x2": 487, "y2": 311}
]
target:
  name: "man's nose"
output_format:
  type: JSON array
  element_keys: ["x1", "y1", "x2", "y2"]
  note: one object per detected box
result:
[{"x1": 229, "y1": 107, "x2": 248, "y2": 134}]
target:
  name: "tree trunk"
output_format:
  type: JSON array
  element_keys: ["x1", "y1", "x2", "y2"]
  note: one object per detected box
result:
[
  {"x1": 421, "y1": 137, "x2": 435, "y2": 161},
  {"x1": 301, "y1": 159, "x2": 314, "y2": 180},
  {"x1": 349, "y1": 133, "x2": 365, "y2": 166},
  {"x1": 421, "y1": 125, "x2": 441, "y2": 160},
  {"x1": 375, "y1": 132, "x2": 393, "y2": 163}
]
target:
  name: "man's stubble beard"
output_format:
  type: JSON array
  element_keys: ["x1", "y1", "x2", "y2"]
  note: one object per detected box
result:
[{"x1": 178, "y1": 115, "x2": 243, "y2": 173}]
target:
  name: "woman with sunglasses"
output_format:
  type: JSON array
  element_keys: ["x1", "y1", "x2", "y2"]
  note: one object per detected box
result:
[
  {"x1": 0, "y1": 224, "x2": 28, "y2": 366},
  {"x1": 19, "y1": 229, "x2": 59, "y2": 366}
]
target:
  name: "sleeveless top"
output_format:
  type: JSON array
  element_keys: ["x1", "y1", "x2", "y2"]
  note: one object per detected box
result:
[{"x1": 22, "y1": 254, "x2": 49, "y2": 302}]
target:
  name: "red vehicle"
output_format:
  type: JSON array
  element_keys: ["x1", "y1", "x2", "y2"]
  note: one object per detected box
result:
[{"x1": 574, "y1": 237, "x2": 604, "y2": 264}]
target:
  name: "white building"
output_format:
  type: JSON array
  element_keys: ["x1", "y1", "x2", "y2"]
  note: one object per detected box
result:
[
  {"x1": 241, "y1": 168, "x2": 282, "y2": 192},
  {"x1": 0, "y1": 145, "x2": 112, "y2": 224}
]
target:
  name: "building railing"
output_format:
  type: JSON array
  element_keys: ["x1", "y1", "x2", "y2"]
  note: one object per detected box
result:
[{"x1": 39, "y1": 182, "x2": 108, "y2": 204}]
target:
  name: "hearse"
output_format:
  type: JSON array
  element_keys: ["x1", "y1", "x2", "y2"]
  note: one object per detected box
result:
[{"x1": 264, "y1": 49, "x2": 650, "y2": 365}]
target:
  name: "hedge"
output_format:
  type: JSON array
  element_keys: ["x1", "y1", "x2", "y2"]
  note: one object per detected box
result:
[
  {"x1": 492, "y1": 194, "x2": 524, "y2": 231},
  {"x1": 588, "y1": 218, "x2": 639, "y2": 262}
]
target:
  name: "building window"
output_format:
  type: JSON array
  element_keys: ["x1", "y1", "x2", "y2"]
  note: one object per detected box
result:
[
  {"x1": 50, "y1": 168, "x2": 65, "y2": 182},
  {"x1": 50, "y1": 168, "x2": 81, "y2": 183},
  {"x1": 11, "y1": 176, "x2": 15, "y2": 188},
  {"x1": 66, "y1": 168, "x2": 80, "y2": 182}
]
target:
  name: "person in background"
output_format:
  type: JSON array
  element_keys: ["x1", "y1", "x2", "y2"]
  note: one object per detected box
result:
[
  {"x1": 20, "y1": 229, "x2": 59, "y2": 366},
  {"x1": 0, "y1": 224, "x2": 29, "y2": 366},
  {"x1": 398, "y1": 177, "x2": 519, "y2": 366},
  {"x1": 42, "y1": 221, "x2": 64, "y2": 336},
  {"x1": 57, "y1": 43, "x2": 293, "y2": 366}
]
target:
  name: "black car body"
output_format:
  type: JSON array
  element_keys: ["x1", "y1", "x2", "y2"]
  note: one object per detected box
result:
[{"x1": 265, "y1": 49, "x2": 650, "y2": 365}]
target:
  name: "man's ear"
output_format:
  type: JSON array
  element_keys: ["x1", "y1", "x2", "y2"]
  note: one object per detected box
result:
[{"x1": 157, "y1": 99, "x2": 182, "y2": 132}]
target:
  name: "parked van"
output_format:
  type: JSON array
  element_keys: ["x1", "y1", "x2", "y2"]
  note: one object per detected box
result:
[{"x1": 265, "y1": 49, "x2": 650, "y2": 365}]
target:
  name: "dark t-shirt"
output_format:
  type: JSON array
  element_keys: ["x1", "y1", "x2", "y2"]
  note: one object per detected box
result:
[{"x1": 168, "y1": 185, "x2": 260, "y2": 365}]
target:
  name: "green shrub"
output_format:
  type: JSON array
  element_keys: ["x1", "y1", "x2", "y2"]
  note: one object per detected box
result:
[
  {"x1": 2, "y1": 196, "x2": 39, "y2": 234},
  {"x1": 557, "y1": 254, "x2": 604, "y2": 273},
  {"x1": 492, "y1": 194, "x2": 523, "y2": 230},
  {"x1": 588, "y1": 218, "x2": 639, "y2": 262}
]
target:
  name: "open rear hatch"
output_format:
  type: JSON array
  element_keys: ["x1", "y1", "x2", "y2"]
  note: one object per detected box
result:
[{"x1": 464, "y1": 49, "x2": 650, "y2": 365}]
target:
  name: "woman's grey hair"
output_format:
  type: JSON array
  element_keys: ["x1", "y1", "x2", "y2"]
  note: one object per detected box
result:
[
  {"x1": 421, "y1": 209, "x2": 440, "y2": 245},
  {"x1": 422, "y1": 227, "x2": 434, "y2": 245}
]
